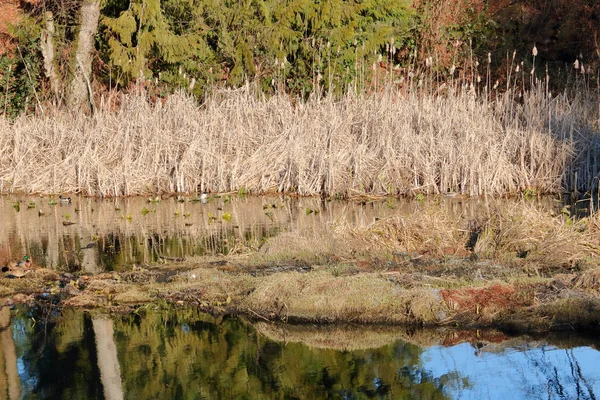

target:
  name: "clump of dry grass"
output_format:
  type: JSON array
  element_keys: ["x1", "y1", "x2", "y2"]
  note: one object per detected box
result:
[
  {"x1": 352, "y1": 204, "x2": 468, "y2": 256},
  {"x1": 242, "y1": 270, "x2": 448, "y2": 324},
  {"x1": 574, "y1": 268, "x2": 600, "y2": 290},
  {"x1": 0, "y1": 81, "x2": 596, "y2": 196},
  {"x1": 474, "y1": 203, "x2": 600, "y2": 269}
]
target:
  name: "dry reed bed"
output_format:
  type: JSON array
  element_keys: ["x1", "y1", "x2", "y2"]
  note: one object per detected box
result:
[
  {"x1": 0, "y1": 86, "x2": 597, "y2": 196},
  {"x1": 353, "y1": 202, "x2": 600, "y2": 270}
]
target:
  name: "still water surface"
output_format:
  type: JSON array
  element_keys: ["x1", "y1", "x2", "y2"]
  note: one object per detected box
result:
[
  {"x1": 1, "y1": 195, "x2": 599, "y2": 399},
  {"x1": 0, "y1": 194, "x2": 566, "y2": 273},
  {"x1": 0, "y1": 306, "x2": 598, "y2": 399}
]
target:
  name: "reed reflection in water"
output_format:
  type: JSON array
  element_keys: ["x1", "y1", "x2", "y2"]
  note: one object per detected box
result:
[{"x1": 0, "y1": 195, "x2": 561, "y2": 274}]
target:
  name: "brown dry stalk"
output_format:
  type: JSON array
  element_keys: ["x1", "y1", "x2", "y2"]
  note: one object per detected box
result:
[{"x1": 0, "y1": 85, "x2": 596, "y2": 197}]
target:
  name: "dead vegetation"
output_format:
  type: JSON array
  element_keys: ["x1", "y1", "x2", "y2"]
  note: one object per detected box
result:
[
  {"x1": 3, "y1": 199, "x2": 600, "y2": 332},
  {"x1": 0, "y1": 81, "x2": 597, "y2": 197}
]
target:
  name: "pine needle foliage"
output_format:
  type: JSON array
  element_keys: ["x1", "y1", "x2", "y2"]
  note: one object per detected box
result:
[{"x1": 99, "y1": 0, "x2": 412, "y2": 96}]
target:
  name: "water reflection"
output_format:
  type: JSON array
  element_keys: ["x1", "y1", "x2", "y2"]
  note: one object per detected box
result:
[
  {"x1": 1, "y1": 195, "x2": 564, "y2": 273},
  {"x1": 0, "y1": 306, "x2": 599, "y2": 399}
]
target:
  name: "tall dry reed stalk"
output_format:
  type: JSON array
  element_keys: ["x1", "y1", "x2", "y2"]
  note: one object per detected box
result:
[{"x1": 0, "y1": 83, "x2": 597, "y2": 197}]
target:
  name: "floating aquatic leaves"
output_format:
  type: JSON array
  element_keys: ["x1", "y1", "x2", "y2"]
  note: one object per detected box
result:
[
  {"x1": 207, "y1": 212, "x2": 217, "y2": 222},
  {"x1": 148, "y1": 196, "x2": 161, "y2": 204},
  {"x1": 141, "y1": 207, "x2": 150, "y2": 216},
  {"x1": 13, "y1": 201, "x2": 20, "y2": 212},
  {"x1": 27, "y1": 201, "x2": 36, "y2": 209},
  {"x1": 49, "y1": 198, "x2": 57, "y2": 206},
  {"x1": 222, "y1": 212, "x2": 231, "y2": 222}
]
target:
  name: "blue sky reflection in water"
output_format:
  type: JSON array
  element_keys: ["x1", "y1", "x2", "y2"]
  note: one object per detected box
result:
[
  {"x1": 423, "y1": 342, "x2": 600, "y2": 399},
  {"x1": 1, "y1": 307, "x2": 599, "y2": 399}
]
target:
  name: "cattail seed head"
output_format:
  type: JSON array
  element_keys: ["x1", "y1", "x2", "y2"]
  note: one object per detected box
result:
[
  {"x1": 487, "y1": 53, "x2": 491, "y2": 64},
  {"x1": 449, "y1": 64, "x2": 456, "y2": 75},
  {"x1": 532, "y1": 45, "x2": 538, "y2": 56},
  {"x1": 574, "y1": 59, "x2": 580, "y2": 69}
]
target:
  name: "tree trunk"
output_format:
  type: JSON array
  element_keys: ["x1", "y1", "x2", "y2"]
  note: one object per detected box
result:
[
  {"x1": 40, "y1": 11, "x2": 61, "y2": 103},
  {"x1": 66, "y1": 0, "x2": 100, "y2": 112}
]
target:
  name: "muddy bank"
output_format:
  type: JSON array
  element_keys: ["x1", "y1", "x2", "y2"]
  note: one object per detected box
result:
[{"x1": 2, "y1": 253, "x2": 600, "y2": 333}]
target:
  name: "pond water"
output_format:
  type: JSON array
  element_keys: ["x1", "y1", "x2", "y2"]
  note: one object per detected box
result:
[
  {"x1": 0, "y1": 305, "x2": 598, "y2": 399},
  {"x1": 0, "y1": 194, "x2": 567, "y2": 273}
]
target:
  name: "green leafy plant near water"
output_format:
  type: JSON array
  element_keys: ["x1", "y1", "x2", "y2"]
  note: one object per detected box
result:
[{"x1": 0, "y1": 18, "x2": 42, "y2": 118}]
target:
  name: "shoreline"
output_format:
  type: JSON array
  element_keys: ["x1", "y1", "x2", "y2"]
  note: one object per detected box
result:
[
  {"x1": 2, "y1": 194, "x2": 600, "y2": 334},
  {"x1": 2, "y1": 252, "x2": 600, "y2": 333}
]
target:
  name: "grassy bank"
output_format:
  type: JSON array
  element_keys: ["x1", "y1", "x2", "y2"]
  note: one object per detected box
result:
[
  {"x1": 3, "y1": 201, "x2": 600, "y2": 332},
  {"x1": 0, "y1": 82, "x2": 598, "y2": 197}
]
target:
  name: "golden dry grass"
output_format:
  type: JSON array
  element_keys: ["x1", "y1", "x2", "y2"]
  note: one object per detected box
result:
[
  {"x1": 242, "y1": 270, "x2": 448, "y2": 324},
  {"x1": 353, "y1": 204, "x2": 468, "y2": 256},
  {"x1": 474, "y1": 203, "x2": 600, "y2": 269},
  {"x1": 0, "y1": 83, "x2": 596, "y2": 196}
]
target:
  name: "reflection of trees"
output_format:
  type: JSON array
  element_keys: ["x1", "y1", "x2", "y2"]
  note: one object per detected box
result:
[
  {"x1": 113, "y1": 309, "x2": 451, "y2": 399},
  {"x1": 8, "y1": 306, "x2": 453, "y2": 399},
  {"x1": 11, "y1": 307, "x2": 104, "y2": 399},
  {"x1": 92, "y1": 318, "x2": 123, "y2": 400},
  {"x1": 0, "y1": 299, "x2": 20, "y2": 400}
]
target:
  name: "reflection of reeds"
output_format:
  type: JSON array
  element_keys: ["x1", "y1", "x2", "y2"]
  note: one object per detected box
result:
[{"x1": 0, "y1": 82, "x2": 597, "y2": 197}]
